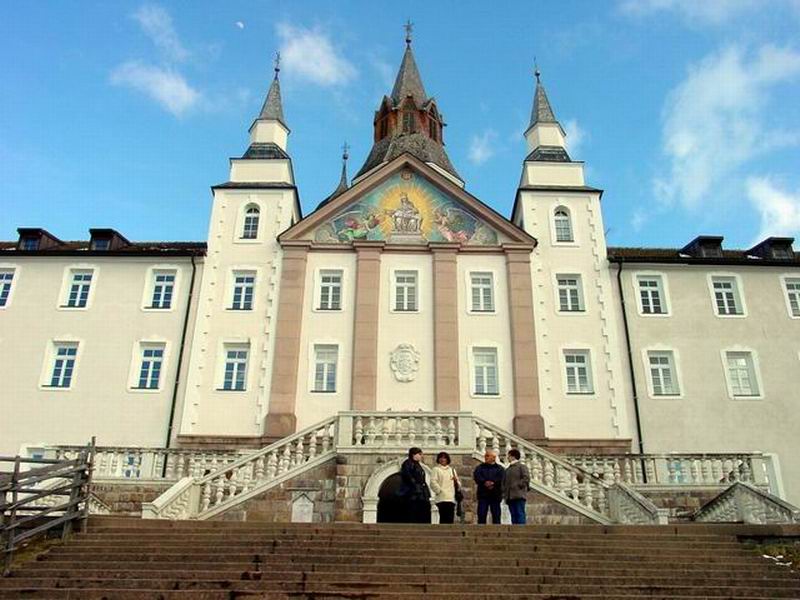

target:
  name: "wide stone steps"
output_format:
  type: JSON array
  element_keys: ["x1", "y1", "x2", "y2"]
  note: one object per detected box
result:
[{"x1": 1, "y1": 518, "x2": 798, "y2": 599}]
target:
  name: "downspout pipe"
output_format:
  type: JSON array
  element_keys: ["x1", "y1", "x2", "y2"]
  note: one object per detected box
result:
[
  {"x1": 164, "y1": 253, "x2": 197, "y2": 453},
  {"x1": 615, "y1": 260, "x2": 647, "y2": 483}
]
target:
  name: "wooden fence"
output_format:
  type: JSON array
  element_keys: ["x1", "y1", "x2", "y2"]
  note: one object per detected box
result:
[{"x1": 0, "y1": 439, "x2": 95, "y2": 576}]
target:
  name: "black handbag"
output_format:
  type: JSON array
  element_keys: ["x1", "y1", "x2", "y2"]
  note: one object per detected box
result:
[{"x1": 452, "y1": 467, "x2": 464, "y2": 503}]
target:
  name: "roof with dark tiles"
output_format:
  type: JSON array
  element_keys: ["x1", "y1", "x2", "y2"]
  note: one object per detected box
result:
[
  {"x1": 0, "y1": 240, "x2": 206, "y2": 256},
  {"x1": 608, "y1": 246, "x2": 799, "y2": 266},
  {"x1": 355, "y1": 133, "x2": 459, "y2": 180}
]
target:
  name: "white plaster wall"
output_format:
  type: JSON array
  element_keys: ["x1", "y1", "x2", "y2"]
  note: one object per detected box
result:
[
  {"x1": 229, "y1": 160, "x2": 292, "y2": 183},
  {"x1": 0, "y1": 256, "x2": 199, "y2": 456},
  {"x1": 294, "y1": 252, "x2": 356, "y2": 429},
  {"x1": 179, "y1": 188, "x2": 297, "y2": 436},
  {"x1": 616, "y1": 263, "x2": 800, "y2": 503},
  {"x1": 521, "y1": 162, "x2": 584, "y2": 187},
  {"x1": 457, "y1": 254, "x2": 515, "y2": 431},
  {"x1": 517, "y1": 190, "x2": 629, "y2": 442},
  {"x1": 376, "y1": 253, "x2": 435, "y2": 412}
]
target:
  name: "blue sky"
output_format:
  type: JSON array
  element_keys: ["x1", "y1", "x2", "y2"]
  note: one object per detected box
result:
[{"x1": 2, "y1": 1, "x2": 800, "y2": 249}]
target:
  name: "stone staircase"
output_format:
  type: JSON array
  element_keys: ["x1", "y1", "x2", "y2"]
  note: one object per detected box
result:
[{"x1": 2, "y1": 517, "x2": 799, "y2": 599}]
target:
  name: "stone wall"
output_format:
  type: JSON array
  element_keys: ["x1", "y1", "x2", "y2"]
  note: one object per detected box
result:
[{"x1": 92, "y1": 481, "x2": 173, "y2": 515}]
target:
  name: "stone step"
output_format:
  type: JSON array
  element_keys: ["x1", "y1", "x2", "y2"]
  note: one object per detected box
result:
[
  {"x1": 3, "y1": 572, "x2": 799, "y2": 590},
  {"x1": 13, "y1": 563, "x2": 798, "y2": 580},
  {"x1": 0, "y1": 581, "x2": 799, "y2": 598}
]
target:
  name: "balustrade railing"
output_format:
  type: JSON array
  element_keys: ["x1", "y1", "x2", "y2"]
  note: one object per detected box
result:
[
  {"x1": 144, "y1": 417, "x2": 337, "y2": 520},
  {"x1": 693, "y1": 481, "x2": 800, "y2": 524},
  {"x1": 339, "y1": 412, "x2": 465, "y2": 450},
  {"x1": 567, "y1": 452, "x2": 777, "y2": 492},
  {"x1": 50, "y1": 446, "x2": 245, "y2": 482}
]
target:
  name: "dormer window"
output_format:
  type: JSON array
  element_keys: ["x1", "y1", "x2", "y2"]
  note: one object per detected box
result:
[
  {"x1": 748, "y1": 237, "x2": 795, "y2": 260},
  {"x1": 21, "y1": 237, "x2": 39, "y2": 251},
  {"x1": 91, "y1": 238, "x2": 111, "y2": 251},
  {"x1": 681, "y1": 236, "x2": 724, "y2": 259},
  {"x1": 88, "y1": 229, "x2": 129, "y2": 252}
]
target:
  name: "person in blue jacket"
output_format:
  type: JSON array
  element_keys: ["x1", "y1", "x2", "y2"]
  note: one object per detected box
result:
[{"x1": 473, "y1": 449, "x2": 505, "y2": 524}]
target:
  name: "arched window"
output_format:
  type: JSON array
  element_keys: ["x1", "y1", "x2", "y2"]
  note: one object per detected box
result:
[
  {"x1": 242, "y1": 205, "x2": 260, "y2": 239},
  {"x1": 554, "y1": 207, "x2": 573, "y2": 243},
  {"x1": 402, "y1": 110, "x2": 415, "y2": 134}
]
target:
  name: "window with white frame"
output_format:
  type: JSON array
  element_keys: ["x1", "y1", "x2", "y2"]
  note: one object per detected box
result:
[
  {"x1": 48, "y1": 343, "x2": 78, "y2": 388},
  {"x1": 149, "y1": 271, "x2": 176, "y2": 309},
  {"x1": 557, "y1": 275, "x2": 584, "y2": 312},
  {"x1": 318, "y1": 270, "x2": 342, "y2": 311},
  {"x1": 473, "y1": 347, "x2": 499, "y2": 396},
  {"x1": 135, "y1": 344, "x2": 165, "y2": 390},
  {"x1": 785, "y1": 277, "x2": 800, "y2": 317},
  {"x1": 394, "y1": 270, "x2": 418, "y2": 312},
  {"x1": 64, "y1": 269, "x2": 93, "y2": 308},
  {"x1": 637, "y1": 275, "x2": 667, "y2": 315},
  {"x1": 554, "y1": 208, "x2": 574, "y2": 243},
  {"x1": 564, "y1": 350, "x2": 593, "y2": 394},
  {"x1": 711, "y1": 276, "x2": 743, "y2": 316},
  {"x1": 242, "y1": 205, "x2": 260, "y2": 239},
  {"x1": 222, "y1": 345, "x2": 249, "y2": 391},
  {"x1": 470, "y1": 272, "x2": 495, "y2": 312},
  {"x1": 0, "y1": 269, "x2": 15, "y2": 307},
  {"x1": 647, "y1": 351, "x2": 679, "y2": 396},
  {"x1": 231, "y1": 272, "x2": 255, "y2": 310},
  {"x1": 313, "y1": 344, "x2": 338, "y2": 392},
  {"x1": 725, "y1": 351, "x2": 760, "y2": 397}
]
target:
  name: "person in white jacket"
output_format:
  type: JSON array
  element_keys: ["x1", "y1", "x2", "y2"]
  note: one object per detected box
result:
[{"x1": 430, "y1": 451, "x2": 461, "y2": 524}]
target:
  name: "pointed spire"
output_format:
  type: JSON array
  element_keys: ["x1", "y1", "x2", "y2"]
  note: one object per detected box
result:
[
  {"x1": 391, "y1": 23, "x2": 427, "y2": 106},
  {"x1": 258, "y1": 51, "x2": 286, "y2": 124},
  {"x1": 334, "y1": 142, "x2": 350, "y2": 196},
  {"x1": 529, "y1": 65, "x2": 557, "y2": 129}
]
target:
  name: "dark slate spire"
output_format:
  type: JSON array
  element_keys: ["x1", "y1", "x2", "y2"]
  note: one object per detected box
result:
[
  {"x1": 529, "y1": 68, "x2": 558, "y2": 129},
  {"x1": 390, "y1": 23, "x2": 428, "y2": 106},
  {"x1": 258, "y1": 52, "x2": 286, "y2": 125},
  {"x1": 317, "y1": 143, "x2": 350, "y2": 208}
]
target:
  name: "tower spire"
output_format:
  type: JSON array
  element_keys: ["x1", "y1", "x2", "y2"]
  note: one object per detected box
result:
[
  {"x1": 335, "y1": 142, "x2": 350, "y2": 195},
  {"x1": 529, "y1": 66, "x2": 557, "y2": 129},
  {"x1": 258, "y1": 51, "x2": 286, "y2": 124},
  {"x1": 523, "y1": 62, "x2": 568, "y2": 160}
]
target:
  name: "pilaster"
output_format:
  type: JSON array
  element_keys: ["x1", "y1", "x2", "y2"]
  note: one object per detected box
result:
[
  {"x1": 351, "y1": 242, "x2": 383, "y2": 410},
  {"x1": 431, "y1": 244, "x2": 461, "y2": 411}
]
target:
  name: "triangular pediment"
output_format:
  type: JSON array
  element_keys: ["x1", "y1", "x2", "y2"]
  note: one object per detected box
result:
[{"x1": 281, "y1": 155, "x2": 535, "y2": 248}]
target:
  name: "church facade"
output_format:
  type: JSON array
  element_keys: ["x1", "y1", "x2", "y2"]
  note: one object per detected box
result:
[{"x1": 2, "y1": 38, "x2": 799, "y2": 507}]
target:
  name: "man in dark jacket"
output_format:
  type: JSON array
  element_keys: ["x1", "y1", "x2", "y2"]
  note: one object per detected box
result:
[{"x1": 473, "y1": 450, "x2": 505, "y2": 524}]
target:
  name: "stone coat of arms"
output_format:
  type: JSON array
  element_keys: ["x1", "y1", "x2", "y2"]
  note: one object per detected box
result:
[{"x1": 389, "y1": 344, "x2": 420, "y2": 382}]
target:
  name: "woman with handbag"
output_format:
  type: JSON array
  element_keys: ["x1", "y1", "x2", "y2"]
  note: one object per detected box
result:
[{"x1": 430, "y1": 451, "x2": 461, "y2": 524}]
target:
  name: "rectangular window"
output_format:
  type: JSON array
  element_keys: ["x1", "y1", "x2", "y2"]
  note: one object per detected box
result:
[
  {"x1": 637, "y1": 275, "x2": 667, "y2": 315},
  {"x1": 21, "y1": 237, "x2": 38, "y2": 251},
  {"x1": 65, "y1": 270, "x2": 93, "y2": 308},
  {"x1": 0, "y1": 270, "x2": 15, "y2": 307},
  {"x1": 470, "y1": 272, "x2": 495, "y2": 312},
  {"x1": 394, "y1": 270, "x2": 418, "y2": 312},
  {"x1": 319, "y1": 270, "x2": 342, "y2": 311},
  {"x1": 49, "y1": 343, "x2": 78, "y2": 388},
  {"x1": 91, "y1": 239, "x2": 110, "y2": 251},
  {"x1": 564, "y1": 350, "x2": 593, "y2": 394},
  {"x1": 136, "y1": 344, "x2": 165, "y2": 390},
  {"x1": 150, "y1": 271, "x2": 176, "y2": 309},
  {"x1": 313, "y1": 344, "x2": 338, "y2": 392},
  {"x1": 231, "y1": 272, "x2": 255, "y2": 310},
  {"x1": 648, "y1": 351, "x2": 679, "y2": 396},
  {"x1": 785, "y1": 278, "x2": 800, "y2": 317},
  {"x1": 725, "y1": 351, "x2": 760, "y2": 397},
  {"x1": 712, "y1": 277, "x2": 742, "y2": 315},
  {"x1": 557, "y1": 275, "x2": 584, "y2": 312},
  {"x1": 222, "y1": 346, "x2": 248, "y2": 391},
  {"x1": 473, "y1": 347, "x2": 499, "y2": 396}
]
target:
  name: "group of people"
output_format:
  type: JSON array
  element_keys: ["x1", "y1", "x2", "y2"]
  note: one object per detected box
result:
[{"x1": 397, "y1": 447, "x2": 531, "y2": 525}]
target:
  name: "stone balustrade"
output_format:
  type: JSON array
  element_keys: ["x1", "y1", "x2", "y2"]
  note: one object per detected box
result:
[
  {"x1": 337, "y1": 412, "x2": 466, "y2": 451},
  {"x1": 567, "y1": 452, "x2": 780, "y2": 493},
  {"x1": 693, "y1": 481, "x2": 800, "y2": 524},
  {"x1": 49, "y1": 446, "x2": 245, "y2": 482}
]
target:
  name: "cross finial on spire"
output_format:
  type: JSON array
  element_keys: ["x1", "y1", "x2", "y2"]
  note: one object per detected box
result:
[
  {"x1": 404, "y1": 19, "x2": 413, "y2": 46},
  {"x1": 273, "y1": 51, "x2": 281, "y2": 78},
  {"x1": 534, "y1": 57, "x2": 540, "y2": 83},
  {"x1": 341, "y1": 141, "x2": 350, "y2": 162}
]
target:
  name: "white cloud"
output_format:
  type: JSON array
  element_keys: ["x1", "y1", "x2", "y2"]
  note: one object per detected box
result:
[
  {"x1": 276, "y1": 23, "x2": 357, "y2": 87},
  {"x1": 468, "y1": 129, "x2": 499, "y2": 165},
  {"x1": 655, "y1": 45, "x2": 800, "y2": 208},
  {"x1": 110, "y1": 61, "x2": 200, "y2": 117},
  {"x1": 747, "y1": 177, "x2": 800, "y2": 241},
  {"x1": 563, "y1": 118, "x2": 586, "y2": 156},
  {"x1": 370, "y1": 57, "x2": 394, "y2": 89},
  {"x1": 133, "y1": 4, "x2": 189, "y2": 62},
  {"x1": 618, "y1": 0, "x2": 758, "y2": 24},
  {"x1": 631, "y1": 209, "x2": 648, "y2": 232},
  {"x1": 235, "y1": 21, "x2": 245, "y2": 30}
]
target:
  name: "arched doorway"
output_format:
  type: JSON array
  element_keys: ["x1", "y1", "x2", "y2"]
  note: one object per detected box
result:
[
  {"x1": 362, "y1": 459, "x2": 438, "y2": 524},
  {"x1": 377, "y1": 473, "x2": 405, "y2": 523}
]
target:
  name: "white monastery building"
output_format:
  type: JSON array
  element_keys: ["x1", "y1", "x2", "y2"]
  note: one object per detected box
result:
[{"x1": 2, "y1": 34, "x2": 799, "y2": 520}]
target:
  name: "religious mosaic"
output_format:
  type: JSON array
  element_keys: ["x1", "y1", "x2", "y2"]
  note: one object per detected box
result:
[{"x1": 313, "y1": 170, "x2": 500, "y2": 245}]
